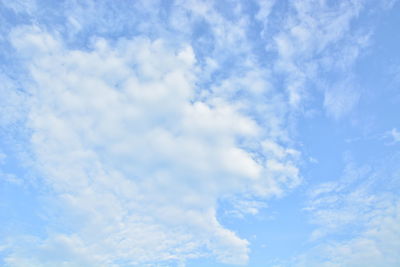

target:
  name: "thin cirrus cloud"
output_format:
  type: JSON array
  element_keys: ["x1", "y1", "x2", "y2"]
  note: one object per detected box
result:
[
  {"x1": 294, "y1": 154, "x2": 400, "y2": 267},
  {"x1": 0, "y1": 0, "x2": 399, "y2": 267}
]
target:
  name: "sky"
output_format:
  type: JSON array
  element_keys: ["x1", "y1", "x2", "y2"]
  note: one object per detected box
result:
[{"x1": 0, "y1": 0, "x2": 399, "y2": 266}]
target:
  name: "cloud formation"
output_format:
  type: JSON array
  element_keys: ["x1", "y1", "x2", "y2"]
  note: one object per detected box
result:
[
  {"x1": 296, "y1": 155, "x2": 400, "y2": 267},
  {"x1": 1, "y1": 0, "x2": 398, "y2": 266},
  {"x1": 4, "y1": 22, "x2": 301, "y2": 265}
]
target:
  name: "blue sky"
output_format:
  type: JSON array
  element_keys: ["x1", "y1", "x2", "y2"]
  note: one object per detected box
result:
[{"x1": 0, "y1": 0, "x2": 400, "y2": 266}]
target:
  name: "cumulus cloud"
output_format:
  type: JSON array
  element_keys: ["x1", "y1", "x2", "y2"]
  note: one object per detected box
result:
[{"x1": 4, "y1": 22, "x2": 300, "y2": 266}]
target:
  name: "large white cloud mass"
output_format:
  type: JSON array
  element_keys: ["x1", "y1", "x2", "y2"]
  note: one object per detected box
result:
[{"x1": 5, "y1": 24, "x2": 300, "y2": 266}]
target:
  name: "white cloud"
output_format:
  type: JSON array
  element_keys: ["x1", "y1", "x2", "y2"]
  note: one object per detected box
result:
[
  {"x1": 295, "y1": 199, "x2": 400, "y2": 267},
  {"x1": 295, "y1": 156, "x2": 400, "y2": 267},
  {"x1": 0, "y1": 0, "x2": 37, "y2": 15},
  {"x1": 5, "y1": 25, "x2": 300, "y2": 266},
  {"x1": 255, "y1": 0, "x2": 276, "y2": 23},
  {"x1": 0, "y1": 74, "x2": 27, "y2": 127},
  {"x1": 388, "y1": 128, "x2": 400, "y2": 143},
  {"x1": 323, "y1": 80, "x2": 360, "y2": 119},
  {"x1": 271, "y1": 0, "x2": 367, "y2": 111}
]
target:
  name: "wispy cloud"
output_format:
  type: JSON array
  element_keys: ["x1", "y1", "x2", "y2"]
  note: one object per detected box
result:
[
  {"x1": 387, "y1": 128, "x2": 400, "y2": 144},
  {"x1": 296, "y1": 154, "x2": 400, "y2": 266}
]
